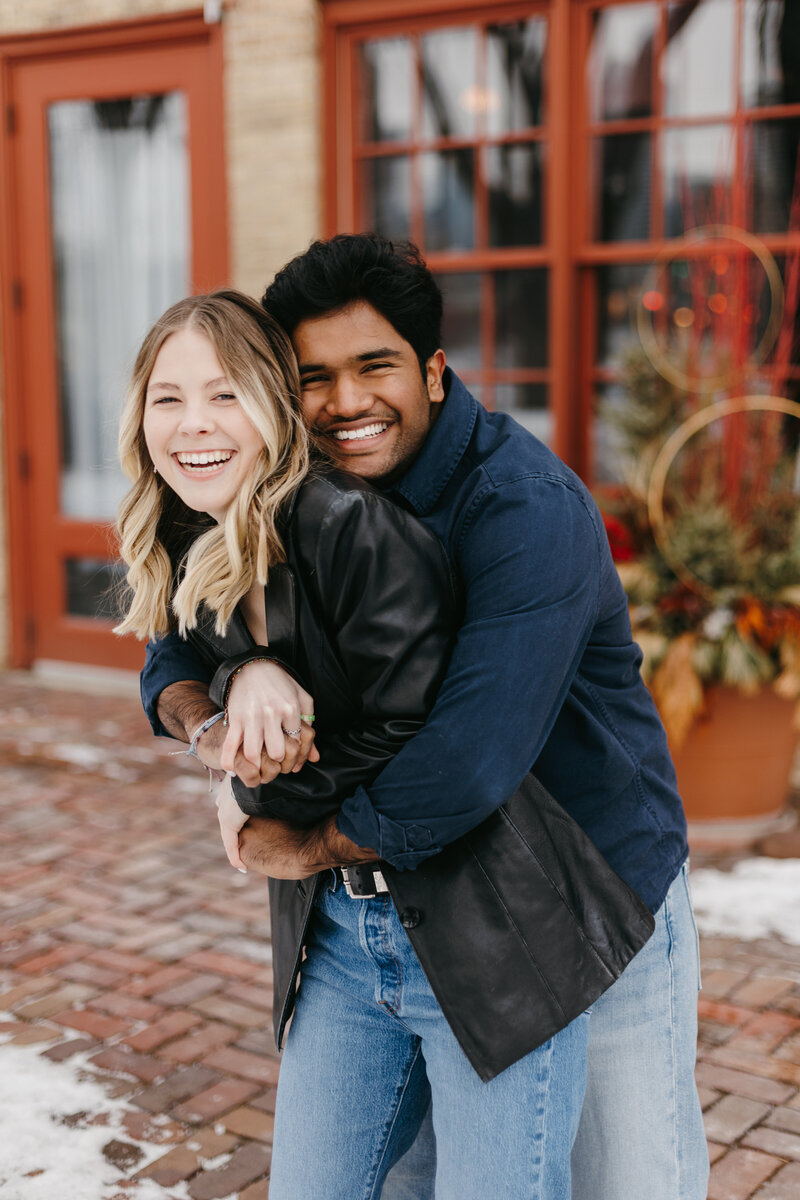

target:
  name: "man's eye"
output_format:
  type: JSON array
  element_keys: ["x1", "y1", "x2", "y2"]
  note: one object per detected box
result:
[
  {"x1": 301, "y1": 374, "x2": 328, "y2": 387},
  {"x1": 363, "y1": 362, "x2": 394, "y2": 373}
]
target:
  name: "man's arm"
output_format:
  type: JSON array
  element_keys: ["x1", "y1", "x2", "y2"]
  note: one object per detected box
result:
[
  {"x1": 238, "y1": 814, "x2": 375, "y2": 878},
  {"x1": 143, "y1": 634, "x2": 316, "y2": 785}
]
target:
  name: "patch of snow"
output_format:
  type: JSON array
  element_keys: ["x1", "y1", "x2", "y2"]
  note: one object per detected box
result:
[
  {"x1": 690, "y1": 857, "x2": 800, "y2": 944},
  {"x1": 0, "y1": 1042, "x2": 191, "y2": 1200},
  {"x1": 52, "y1": 743, "x2": 106, "y2": 768}
]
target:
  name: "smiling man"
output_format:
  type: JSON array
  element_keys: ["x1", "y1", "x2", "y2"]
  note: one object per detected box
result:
[{"x1": 139, "y1": 235, "x2": 708, "y2": 1200}]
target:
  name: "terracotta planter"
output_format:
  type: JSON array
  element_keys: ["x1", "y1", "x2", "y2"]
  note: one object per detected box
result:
[{"x1": 669, "y1": 688, "x2": 798, "y2": 846}]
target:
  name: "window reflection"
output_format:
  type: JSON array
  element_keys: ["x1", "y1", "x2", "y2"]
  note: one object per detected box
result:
[
  {"x1": 421, "y1": 27, "x2": 477, "y2": 140},
  {"x1": 662, "y1": 125, "x2": 732, "y2": 236},
  {"x1": 486, "y1": 19, "x2": 546, "y2": 134},
  {"x1": 494, "y1": 270, "x2": 548, "y2": 368},
  {"x1": 487, "y1": 144, "x2": 543, "y2": 247},
  {"x1": 436, "y1": 271, "x2": 482, "y2": 372},
  {"x1": 663, "y1": 1, "x2": 736, "y2": 118},
  {"x1": 49, "y1": 92, "x2": 189, "y2": 521},
  {"x1": 741, "y1": 0, "x2": 797, "y2": 110},
  {"x1": 360, "y1": 37, "x2": 412, "y2": 142},
  {"x1": 423, "y1": 150, "x2": 474, "y2": 251},
  {"x1": 362, "y1": 156, "x2": 411, "y2": 241},
  {"x1": 589, "y1": 3, "x2": 656, "y2": 122},
  {"x1": 594, "y1": 134, "x2": 651, "y2": 242}
]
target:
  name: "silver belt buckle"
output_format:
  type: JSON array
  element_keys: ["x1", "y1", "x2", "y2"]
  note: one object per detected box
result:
[{"x1": 341, "y1": 866, "x2": 388, "y2": 898}]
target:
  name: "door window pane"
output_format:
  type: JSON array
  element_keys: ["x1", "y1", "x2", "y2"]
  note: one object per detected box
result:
[
  {"x1": 494, "y1": 270, "x2": 548, "y2": 368},
  {"x1": 436, "y1": 271, "x2": 482, "y2": 372},
  {"x1": 741, "y1": 0, "x2": 795, "y2": 110},
  {"x1": 422, "y1": 150, "x2": 475, "y2": 251},
  {"x1": 486, "y1": 19, "x2": 547, "y2": 134},
  {"x1": 593, "y1": 134, "x2": 651, "y2": 242},
  {"x1": 663, "y1": 1, "x2": 735, "y2": 118},
  {"x1": 487, "y1": 144, "x2": 543, "y2": 247},
  {"x1": 662, "y1": 125, "x2": 732, "y2": 237},
  {"x1": 65, "y1": 558, "x2": 127, "y2": 620},
  {"x1": 360, "y1": 37, "x2": 412, "y2": 142},
  {"x1": 362, "y1": 155, "x2": 411, "y2": 241},
  {"x1": 421, "y1": 27, "x2": 477, "y2": 140},
  {"x1": 49, "y1": 92, "x2": 190, "y2": 521},
  {"x1": 589, "y1": 4, "x2": 656, "y2": 122}
]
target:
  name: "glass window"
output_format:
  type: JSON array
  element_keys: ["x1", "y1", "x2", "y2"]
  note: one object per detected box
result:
[
  {"x1": 741, "y1": 0, "x2": 795, "y2": 110},
  {"x1": 486, "y1": 144, "x2": 544, "y2": 247},
  {"x1": 494, "y1": 269, "x2": 548, "y2": 369},
  {"x1": 596, "y1": 263, "x2": 650, "y2": 368},
  {"x1": 486, "y1": 19, "x2": 547, "y2": 133},
  {"x1": 360, "y1": 37, "x2": 413, "y2": 142},
  {"x1": 663, "y1": 0, "x2": 736, "y2": 118},
  {"x1": 362, "y1": 156, "x2": 412, "y2": 241},
  {"x1": 588, "y1": 3, "x2": 656, "y2": 122},
  {"x1": 436, "y1": 271, "x2": 482, "y2": 372},
  {"x1": 662, "y1": 125, "x2": 733, "y2": 237},
  {"x1": 422, "y1": 149, "x2": 475, "y2": 251},
  {"x1": 750, "y1": 119, "x2": 800, "y2": 234},
  {"x1": 593, "y1": 134, "x2": 652, "y2": 242},
  {"x1": 421, "y1": 27, "x2": 478, "y2": 140}
]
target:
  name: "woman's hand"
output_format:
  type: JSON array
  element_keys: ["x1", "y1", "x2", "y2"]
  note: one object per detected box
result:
[
  {"x1": 215, "y1": 774, "x2": 251, "y2": 871},
  {"x1": 220, "y1": 660, "x2": 320, "y2": 776}
]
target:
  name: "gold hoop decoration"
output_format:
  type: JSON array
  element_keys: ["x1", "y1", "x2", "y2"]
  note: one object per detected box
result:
[
  {"x1": 647, "y1": 395, "x2": 800, "y2": 596},
  {"x1": 637, "y1": 225, "x2": 784, "y2": 395}
]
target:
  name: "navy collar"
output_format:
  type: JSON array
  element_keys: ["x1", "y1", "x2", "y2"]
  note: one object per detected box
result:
[{"x1": 389, "y1": 368, "x2": 478, "y2": 515}]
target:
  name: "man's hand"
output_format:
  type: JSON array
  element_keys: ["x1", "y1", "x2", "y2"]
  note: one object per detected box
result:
[
  {"x1": 221, "y1": 660, "x2": 319, "y2": 777},
  {"x1": 238, "y1": 815, "x2": 376, "y2": 879},
  {"x1": 157, "y1": 681, "x2": 284, "y2": 787}
]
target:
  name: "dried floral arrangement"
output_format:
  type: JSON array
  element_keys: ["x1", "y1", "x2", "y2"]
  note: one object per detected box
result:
[{"x1": 599, "y1": 216, "x2": 800, "y2": 750}]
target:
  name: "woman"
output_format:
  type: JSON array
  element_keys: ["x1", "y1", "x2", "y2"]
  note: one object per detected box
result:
[{"x1": 115, "y1": 290, "x2": 653, "y2": 1199}]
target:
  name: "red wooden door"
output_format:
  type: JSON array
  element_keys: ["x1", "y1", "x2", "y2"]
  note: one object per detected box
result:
[{"x1": 2, "y1": 16, "x2": 228, "y2": 668}]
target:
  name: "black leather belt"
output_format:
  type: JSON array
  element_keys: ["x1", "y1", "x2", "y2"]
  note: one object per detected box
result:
[{"x1": 338, "y1": 861, "x2": 389, "y2": 898}]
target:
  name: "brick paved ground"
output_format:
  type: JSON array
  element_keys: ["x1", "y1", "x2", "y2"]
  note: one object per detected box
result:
[{"x1": 2, "y1": 673, "x2": 800, "y2": 1199}]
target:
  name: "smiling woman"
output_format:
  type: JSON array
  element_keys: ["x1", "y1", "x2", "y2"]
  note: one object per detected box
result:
[{"x1": 143, "y1": 326, "x2": 265, "y2": 522}]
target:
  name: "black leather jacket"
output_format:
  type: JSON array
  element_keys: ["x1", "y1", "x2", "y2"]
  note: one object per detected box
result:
[{"x1": 186, "y1": 470, "x2": 654, "y2": 1081}]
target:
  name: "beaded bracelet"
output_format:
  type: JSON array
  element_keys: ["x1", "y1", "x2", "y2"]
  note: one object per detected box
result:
[{"x1": 186, "y1": 710, "x2": 226, "y2": 760}]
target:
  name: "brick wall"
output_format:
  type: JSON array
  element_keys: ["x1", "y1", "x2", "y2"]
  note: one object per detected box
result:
[{"x1": 0, "y1": 0, "x2": 321, "y2": 667}]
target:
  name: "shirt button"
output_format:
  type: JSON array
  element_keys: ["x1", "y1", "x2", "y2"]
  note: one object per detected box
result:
[{"x1": 399, "y1": 908, "x2": 422, "y2": 929}]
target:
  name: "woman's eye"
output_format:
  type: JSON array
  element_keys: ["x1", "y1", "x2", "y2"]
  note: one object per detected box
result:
[
  {"x1": 152, "y1": 395, "x2": 179, "y2": 405},
  {"x1": 214, "y1": 392, "x2": 237, "y2": 402}
]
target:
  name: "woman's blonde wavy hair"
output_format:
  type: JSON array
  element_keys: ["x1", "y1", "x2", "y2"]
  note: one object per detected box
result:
[{"x1": 115, "y1": 290, "x2": 312, "y2": 641}]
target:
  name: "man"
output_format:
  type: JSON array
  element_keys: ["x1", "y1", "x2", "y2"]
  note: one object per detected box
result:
[{"x1": 141, "y1": 235, "x2": 708, "y2": 1198}]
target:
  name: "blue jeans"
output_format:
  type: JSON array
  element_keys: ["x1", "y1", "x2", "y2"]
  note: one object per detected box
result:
[
  {"x1": 383, "y1": 861, "x2": 709, "y2": 1200},
  {"x1": 268, "y1": 872, "x2": 591, "y2": 1199}
]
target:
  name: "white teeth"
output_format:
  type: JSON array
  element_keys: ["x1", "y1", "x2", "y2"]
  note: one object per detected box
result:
[
  {"x1": 331, "y1": 423, "x2": 389, "y2": 442},
  {"x1": 175, "y1": 451, "x2": 233, "y2": 466}
]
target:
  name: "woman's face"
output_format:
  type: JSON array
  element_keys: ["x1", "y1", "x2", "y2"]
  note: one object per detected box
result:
[{"x1": 143, "y1": 327, "x2": 265, "y2": 522}]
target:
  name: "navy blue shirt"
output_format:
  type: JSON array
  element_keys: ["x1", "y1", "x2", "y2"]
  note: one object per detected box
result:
[{"x1": 141, "y1": 370, "x2": 687, "y2": 913}]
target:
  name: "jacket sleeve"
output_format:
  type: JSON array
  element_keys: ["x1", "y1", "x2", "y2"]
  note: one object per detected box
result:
[
  {"x1": 230, "y1": 486, "x2": 458, "y2": 825},
  {"x1": 140, "y1": 632, "x2": 215, "y2": 737},
  {"x1": 335, "y1": 476, "x2": 604, "y2": 868}
]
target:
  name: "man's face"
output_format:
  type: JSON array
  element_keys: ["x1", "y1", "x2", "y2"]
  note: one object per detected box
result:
[{"x1": 293, "y1": 301, "x2": 446, "y2": 485}]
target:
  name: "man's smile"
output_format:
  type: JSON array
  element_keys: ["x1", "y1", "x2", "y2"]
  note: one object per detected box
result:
[{"x1": 330, "y1": 422, "x2": 390, "y2": 443}]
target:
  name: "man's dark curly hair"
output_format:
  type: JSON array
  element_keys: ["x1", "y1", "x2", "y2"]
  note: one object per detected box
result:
[{"x1": 261, "y1": 234, "x2": 443, "y2": 378}]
